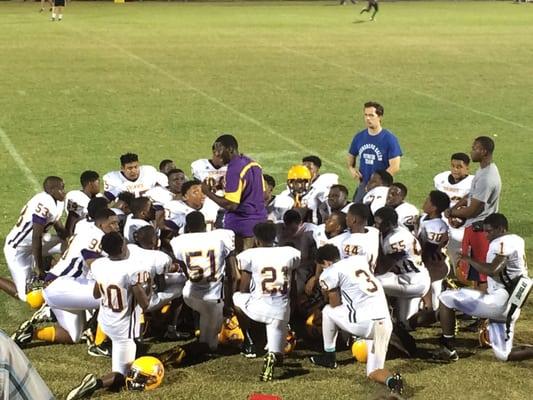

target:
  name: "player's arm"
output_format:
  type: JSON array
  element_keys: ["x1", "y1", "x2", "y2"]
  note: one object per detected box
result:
[
  {"x1": 223, "y1": 254, "x2": 238, "y2": 311},
  {"x1": 132, "y1": 283, "x2": 151, "y2": 311},
  {"x1": 65, "y1": 211, "x2": 82, "y2": 237},
  {"x1": 31, "y1": 222, "x2": 46, "y2": 278},
  {"x1": 446, "y1": 197, "x2": 483, "y2": 220},
  {"x1": 324, "y1": 288, "x2": 342, "y2": 308},
  {"x1": 459, "y1": 254, "x2": 506, "y2": 277},
  {"x1": 201, "y1": 183, "x2": 239, "y2": 211},
  {"x1": 93, "y1": 282, "x2": 101, "y2": 299},
  {"x1": 53, "y1": 220, "x2": 68, "y2": 240},
  {"x1": 346, "y1": 153, "x2": 362, "y2": 180},
  {"x1": 238, "y1": 270, "x2": 252, "y2": 293},
  {"x1": 386, "y1": 156, "x2": 401, "y2": 176}
]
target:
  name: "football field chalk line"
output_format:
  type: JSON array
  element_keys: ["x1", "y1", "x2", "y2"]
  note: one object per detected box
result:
[
  {"x1": 277, "y1": 45, "x2": 533, "y2": 133},
  {"x1": 65, "y1": 27, "x2": 346, "y2": 175},
  {"x1": 0, "y1": 126, "x2": 41, "y2": 192}
]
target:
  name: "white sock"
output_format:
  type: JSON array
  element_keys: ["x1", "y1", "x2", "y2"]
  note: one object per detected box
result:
[
  {"x1": 58, "y1": 14, "x2": 62, "y2": 19},
  {"x1": 52, "y1": 13, "x2": 56, "y2": 18},
  {"x1": 265, "y1": 320, "x2": 287, "y2": 354}
]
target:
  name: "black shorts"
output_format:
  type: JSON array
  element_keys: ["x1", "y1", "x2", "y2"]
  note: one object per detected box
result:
[{"x1": 54, "y1": 0, "x2": 65, "y2": 6}]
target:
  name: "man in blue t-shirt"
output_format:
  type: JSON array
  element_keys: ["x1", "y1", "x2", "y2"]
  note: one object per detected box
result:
[{"x1": 346, "y1": 101, "x2": 402, "y2": 203}]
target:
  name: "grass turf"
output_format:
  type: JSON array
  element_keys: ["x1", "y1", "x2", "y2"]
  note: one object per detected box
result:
[{"x1": 0, "y1": 1, "x2": 532, "y2": 398}]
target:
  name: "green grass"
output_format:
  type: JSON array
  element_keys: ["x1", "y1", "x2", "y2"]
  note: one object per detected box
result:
[{"x1": 1, "y1": 1, "x2": 532, "y2": 398}]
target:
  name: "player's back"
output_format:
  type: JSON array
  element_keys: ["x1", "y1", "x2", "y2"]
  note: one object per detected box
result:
[
  {"x1": 363, "y1": 186, "x2": 389, "y2": 214},
  {"x1": 6, "y1": 192, "x2": 63, "y2": 249},
  {"x1": 49, "y1": 223, "x2": 103, "y2": 279},
  {"x1": 418, "y1": 215, "x2": 448, "y2": 246},
  {"x1": 171, "y1": 229, "x2": 235, "y2": 300},
  {"x1": 395, "y1": 202, "x2": 419, "y2": 233},
  {"x1": 64, "y1": 190, "x2": 91, "y2": 219},
  {"x1": 382, "y1": 227, "x2": 425, "y2": 274},
  {"x1": 487, "y1": 234, "x2": 528, "y2": 292},
  {"x1": 237, "y1": 246, "x2": 301, "y2": 320},
  {"x1": 341, "y1": 226, "x2": 379, "y2": 268},
  {"x1": 126, "y1": 244, "x2": 172, "y2": 277},
  {"x1": 312, "y1": 226, "x2": 350, "y2": 257},
  {"x1": 320, "y1": 256, "x2": 389, "y2": 321}
]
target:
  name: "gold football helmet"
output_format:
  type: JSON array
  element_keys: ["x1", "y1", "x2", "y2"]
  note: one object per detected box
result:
[
  {"x1": 26, "y1": 288, "x2": 45, "y2": 309},
  {"x1": 351, "y1": 338, "x2": 368, "y2": 363},
  {"x1": 125, "y1": 356, "x2": 164, "y2": 391},
  {"x1": 287, "y1": 165, "x2": 312, "y2": 206}
]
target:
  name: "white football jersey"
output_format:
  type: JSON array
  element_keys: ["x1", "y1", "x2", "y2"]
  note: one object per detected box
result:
[
  {"x1": 433, "y1": 171, "x2": 474, "y2": 207},
  {"x1": 91, "y1": 253, "x2": 150, "y2": 339},
  {"x1": 312, "y1": 225, "x2": 351, "y2": 257},
  {"x1": 418, "y1": 215, "x2": 449, "y2": 246},
  {"x1": 191, "y1": 159, "x2": 227, "y2": 188},
  {"x1": 127, "y1": 244, "x2": 173, "y2": 277},
  {"x1": 64, "y1": 190, "x2": 91, "y2": 219},
  {"x1": 319, "y1": 255, "x2": 389, "y2": 321},
  {"x1": 340, "y1": 226, "x2": 380, "y2": 270},
  {"x1": 237, "y1": 246, "x2": 301, "y2": 321},
  {"x1": 145, "y1": 186, "x2": 176, "y2": 210},
  {"x1": 164, "y1": 198, "x2": 219, "y2": 233},
  {"x1": 170, "y1": 229, "x2": 235, "y2": 301},
  {"x1": 303, "y1": 173, "x2": 339, "y2": 222},
  {"x1": 363, "y1": 186, "x2": 389, "y2": 215},
  {"x1": 394, "y1": 202, "x2": 419, "y2": 233},
  {"x1": 6, "y1": 192, "x2": 64, "y2": 250},
  {"x1": 268, "y1": 193, "x2": 295, "y2": 223},
  {"x1": 73, "y1": 218, "x2": 94, "y2": 236},
  {"x1": 486, "y1": 234, "x2": 528, "y2": 293},
  {"x1": 123, "y1": 214, "x2": 151, "y2": 243},
  {"x1": 49, "y1": 223, "x2": 104, "y2": 279},
  {"x1": 103, "y1": 165, "x2": 161, "y2": 200},
  {"x1": 382, "y1": 227, "x2": 425, "y2": 274}
]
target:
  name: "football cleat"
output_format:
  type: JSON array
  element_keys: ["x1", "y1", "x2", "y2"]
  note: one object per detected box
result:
[
  {"x1": 126, "y1": 356, "x2": 164, "y2": 391},
  {"x1": 434, "y1": 336, "x2": 459, "y2": 362},
  {"x1": 387, "y1": 373, "x2": 404, "y2": 395},
  {"x1": 159, "y1": 345, "x2": 186, "y2": 368},
  {"x1": 30, "y1": 304, "x2": 54, "y2": 325},
  {"x1": 66, "y1": 373, "x2": 98, "y2": 400},
  {"x1": 309, "y1": 352, "x2": 337, "y2": 369},
  {"x1": 240, "y1": 336, "x2": 258, "y2": 358},
  {"x1": 259, "y1": 352, "x2": 276, "y2": 382},
  {"x1": 80, "y1": 329, "x2": 95, "y2": 347},
  {"x1": 87, "y1": 343, "x2": 111, "y2": 358},
  {"x1": 12, "y1": 320, "x2": 34, "y2": 347}
]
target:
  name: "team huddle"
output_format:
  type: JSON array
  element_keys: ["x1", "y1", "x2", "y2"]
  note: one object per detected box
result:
[{"x1": 1, "y1": 132, "x2": 532, "y2": 399}]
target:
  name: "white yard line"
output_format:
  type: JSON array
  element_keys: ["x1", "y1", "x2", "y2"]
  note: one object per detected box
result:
[
  {"x1": 0, "y1": 127, "x2": 40, "y2": 192},
  {"x1": 67, "y1": 29, "x2": 346, "y2": 174},
  {"x1": 278, "y1": 45, "x2": 533, "y2": 132}
]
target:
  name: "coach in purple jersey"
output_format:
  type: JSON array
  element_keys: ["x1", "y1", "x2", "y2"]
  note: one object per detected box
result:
[
  {"x1": 202, "y1": 134, "x2": 267, "y2": 252},
  {"x1": 347, "y1": 101, "x2": 402, "y2": 203}
]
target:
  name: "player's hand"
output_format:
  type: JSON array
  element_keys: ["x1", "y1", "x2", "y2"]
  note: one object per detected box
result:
[{"x1": 201, "y1": 181, "x2": 214, "y2": 195}]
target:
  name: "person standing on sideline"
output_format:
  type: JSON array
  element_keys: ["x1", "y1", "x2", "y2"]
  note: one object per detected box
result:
[
  {"x1": 444, "y1": 136, "x2": 501, "y2": 289},
  {"x1": 201, "y1": 134, "x2": 267, "y2": 252},
  {"x1": 51, "y1": 0, "x2": 65, "y2": 21},
  {"x1": 347, "y1": 101, "x2": 402, "y2": 203}
]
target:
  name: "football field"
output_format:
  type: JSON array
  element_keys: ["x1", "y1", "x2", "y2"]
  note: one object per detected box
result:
[{"x1": 1, "y1": 1, "x2": 532, "y2": 398}]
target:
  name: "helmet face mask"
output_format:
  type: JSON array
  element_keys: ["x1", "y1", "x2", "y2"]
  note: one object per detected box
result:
[
  {"x1": 125, "y1": 356, "x2": 164, "y2": 391},
  {"x1": 287, "y1": 165, "x2": 312, "y2": 198}
]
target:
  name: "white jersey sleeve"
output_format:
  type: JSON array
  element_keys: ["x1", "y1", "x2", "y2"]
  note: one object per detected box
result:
[
  {"x1": 123, "y1": 215, "x2": 151, "y2": 243},
  {"x1": 145, "y1": 186, "x2": 174, "y2": 210},
  {"x1": 191, "y1": 159, "x2": 227, "y2": 187},
  {"x1": 103, "y1": 165, "x2": 160, "y2": 200},
  {"x1": 64, "y1": 190, "x2": 91, "y2": 218},
  {"x1": 6, "y1": 192, "x2": 63, "y2": 250},
  {"x1": 395, "y1": 202, "x2": 419, "y2": 233},
  {"x1": 486, "y1": 234, "x2": 528, "y2": 292}
]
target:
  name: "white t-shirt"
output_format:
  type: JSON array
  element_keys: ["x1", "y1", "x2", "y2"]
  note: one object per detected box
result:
[
  {"x1": 319, "y1": 255, "x2": 390, "y2": 321},
  {"x1": 6, "y1": 192, "x2": 63, "y2": 249},
  {"x1": 237, "y1": 246, "x2": 301, "y2": 321},
  {"x1": 170, "y1": 229, "x2": 235, "y2": 301}
]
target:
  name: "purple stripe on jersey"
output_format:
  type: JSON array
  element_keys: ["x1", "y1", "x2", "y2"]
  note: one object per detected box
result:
[
  {"x1": 11, "y1": 226, "x2": 33, "y2": 249},
  {"x1": 59, "y1": 257, "x2": 81, "y2": 277},
  {"x1": 223, "y1": 155, "x2": 267, "y2": 237},
  {"x1": 32, "y1": 214, "x2": 47, "y2": 225},
  {"x1": 104, "y1": 191, "x2": 116, "y2": 201},
  {"x1": 7, "y1": 221, "x2": 31, "y2": 245},
  {"x1": 81, "y1": 249, "x2": 101, "y2": 261}
]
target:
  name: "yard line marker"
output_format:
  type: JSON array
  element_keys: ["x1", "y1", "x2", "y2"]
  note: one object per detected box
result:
[
  {"x1": 0, "y1": 126, "x2": 40, "y2": 192},
  {"x1": 67, "y1": 29, "x2": 346, "y2": 175},
  {"x1": 278, "y1": 45, "x2": 533, "y2": 132}
]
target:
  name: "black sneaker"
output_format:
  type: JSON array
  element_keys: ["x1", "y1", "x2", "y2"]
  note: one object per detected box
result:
[
  {"x1": 434, "y1": 336, "x2": 459, "y2": 362},
  {"x1": 164, "y1": 326, "x2": 193, "y2": 341},
  {"x1": 66, "y1": 374, "x2": 98, "y2": 400},
  {"x1": 309, "y1": 352, "x2": 337, "y2": 369},
  {"x1": 241, "y1": 338, "x2": 257, "y2": 358},
  {"x1": 87, "y1": 343, "x2": 111, "y2": 358},
  {"x1": 12, "y1": 320, "x2": 33, "y2": 347},
  {"x1": 387, "y1": 373, "x2": 404, "y2": 394}
]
